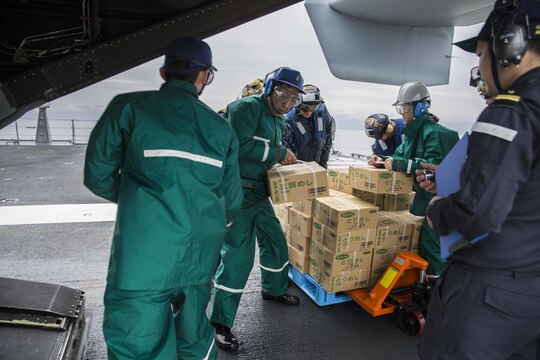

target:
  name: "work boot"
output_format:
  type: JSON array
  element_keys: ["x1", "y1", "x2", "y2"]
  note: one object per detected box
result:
[
  {"x1": 212, "y1": 322, "x2": 238, "y2": 352},
  {"x1": 261, "y1": 291, "x2": 300, "y2": 305}
]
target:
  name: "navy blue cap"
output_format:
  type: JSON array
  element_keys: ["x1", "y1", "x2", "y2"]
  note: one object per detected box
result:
[
  {"x1": 164, "y1": 37, "x2": 217, "y2": 73},
  {"x1": 454, "y1": 0, "x2": 540, "y2": 53},
  {"x1": 273, "y1": 67, "x2": 305, "y2": 93}
]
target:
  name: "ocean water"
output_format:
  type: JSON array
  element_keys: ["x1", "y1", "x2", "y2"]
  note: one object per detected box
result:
[{"x1": 0, "y1": 118, "x2": 373, "y2": 158}]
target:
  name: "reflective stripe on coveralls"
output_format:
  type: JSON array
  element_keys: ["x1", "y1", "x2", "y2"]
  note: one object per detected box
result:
[
  {"x1": 144, "y1": 149, "x2": 223, "y2": 168},
  {"x1": 203, "y1": 339, "x2": 216, "y2": 360},
  {"x1": 213, "y1": 260, "x2": 290, "y2": 294},
  {"x1": 406, "y1": 159, "x2": 413, "y2": 174},
  {"x1": 252, "y1": 136, "x2": 270, "y2": 162},
  {"x1": 259, "y1": 261, "x2": 290, "y2": 273}
]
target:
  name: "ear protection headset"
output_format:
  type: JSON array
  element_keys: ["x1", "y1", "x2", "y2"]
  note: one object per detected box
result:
[
  {"x1": 386, "y1": 121, "x2": 395, "y2": 134},
  {"x1": 414, "y1": 101, "x2": 429, "y2": 117},
  {"x1": 263, "y1": 67, "x2": 281, "y2": 96},
  {"x1": 491, "y1": 0, "x2": 531, "y2": 68}
]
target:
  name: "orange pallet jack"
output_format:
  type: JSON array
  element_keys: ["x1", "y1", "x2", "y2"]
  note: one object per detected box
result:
[{"x1": 346, "y1": 251, "x2": 431, "y2": 336}]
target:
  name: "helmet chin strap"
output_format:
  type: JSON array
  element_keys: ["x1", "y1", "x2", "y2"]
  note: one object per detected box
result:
[
  {"x1": 491, "y1": 51, "x2": 505, "y2": 94},
  {"x1": 265, "y1": 93, "x2": 279, "y2": 116}
]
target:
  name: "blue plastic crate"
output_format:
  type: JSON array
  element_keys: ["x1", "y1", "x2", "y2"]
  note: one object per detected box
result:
[{"x1": 288, "y1": 266, "x2": 352, "y2": 306}]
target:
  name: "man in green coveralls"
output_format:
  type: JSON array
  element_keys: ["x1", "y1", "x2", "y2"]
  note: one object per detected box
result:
[
  {"x1": 368, "y1": 82, "x2": 459, "y2": 279},
  {"x1": 84, "y1": 37, "x2": 243, "y2": 360},
  {"x1": 210, "y1": 67, "x2": 303, "y2": 352}
]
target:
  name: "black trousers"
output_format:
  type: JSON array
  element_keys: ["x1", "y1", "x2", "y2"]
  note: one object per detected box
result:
[{"x1": 418, "y1": 262, "x2": 540, "y2": 360}]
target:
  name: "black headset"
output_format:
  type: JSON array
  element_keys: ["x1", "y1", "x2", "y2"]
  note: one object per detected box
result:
[{"x1": 491, "y1": 0, "x2": 531, "y2": 67}]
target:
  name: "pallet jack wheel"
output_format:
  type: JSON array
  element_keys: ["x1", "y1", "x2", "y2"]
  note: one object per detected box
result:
[{"x1": 399, "y1": 310, "x2": 426, "y2": 336}]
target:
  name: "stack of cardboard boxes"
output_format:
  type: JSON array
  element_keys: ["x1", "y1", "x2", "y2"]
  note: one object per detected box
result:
[
  {"x1": 283, "y1": 189, "x2": 349, "y2": 274},
  {"x1": 348, "y1": 166, "x2": 424, "y2": 286},
  {"x1": 308, "y1": 195, "x2": 378, "y2": 292},
  {"x1": 268, "y1": 162, "x2": 329, "y2": 274},
  {"x1": 274, "y1": 164, "x2": 426, "y2": 296}
]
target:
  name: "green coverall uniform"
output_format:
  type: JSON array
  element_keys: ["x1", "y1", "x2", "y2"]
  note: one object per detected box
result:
[
  {"x1": 84, "y1": 80, "x2": 243, "y2": 360},
  {"x1": 387, "y1": 114, "x2": 459, "y2": 275},
  {"x1": 210, "y1": 93, "x2": 289, "y2": 328}
]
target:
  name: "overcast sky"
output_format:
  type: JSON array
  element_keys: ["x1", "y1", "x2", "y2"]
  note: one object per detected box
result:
[{"x1": 18, "y1": 3, "x2": 485, "y2": 140}]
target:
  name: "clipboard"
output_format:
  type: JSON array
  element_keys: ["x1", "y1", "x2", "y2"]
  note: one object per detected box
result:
[{"x1": 434, "y1": 133, "x2": 489, "y2": 259}]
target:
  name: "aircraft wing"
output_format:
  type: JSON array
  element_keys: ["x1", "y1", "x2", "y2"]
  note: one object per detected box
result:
[
  {"x1": 0, "y1": 0, "x2": 492, "y2": 130},
  {"x1": 305, "y1": 0, "x2": 493, "y2": 86}
]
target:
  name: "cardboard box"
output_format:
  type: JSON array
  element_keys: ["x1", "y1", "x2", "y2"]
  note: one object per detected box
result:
[
  {"x1": 309, "y1": 239, "x2": 373, "y2": 274},
  {"x1": 325, "y1": 268, "x2": 370, "y2": 292},
  {"x1": 288, "y1": 245, "x2": 310, "y2": 274},
  {"x1": 382, "y1": 192, "x2": 414, "y2": 211},
  {"x1": 287, "y1": 227, "x2": 311, "y2": 254},
  {"x1": 313, "y1": 195, "x2": 378, "y2": 232},
  {"x1": 291, "y1": 189, "x2": 352, "y2": 222},
  {"x1": 272, "y1": 202, "x2": 291, "y2": 233},
  {"x1": 285, "y1": 224, "x2": 291, "y2": 244},
  {"x1": 392, "y1": 211, "x2": 424, "y2": 252},
  {"x1": 352, "y1": 188, "x2": 384, "y2": 210},
  {"x1": 327, "y1": 170, "x2": 340, "y2": 190},
  {"x1": 349, "y1": 166, "x2": 413, "y2": 194},
  {"x1": 267, "y1": 162, "x2": 329, "y2": 204},
  {"x1": 309, "y1": 257, "x2": 370, "y2": 292},
  {"x1": 369, "y1": 244, "x2": 409, "y2": 287},
  {"x1": 288, "y1": 208, "x2": 313, "y2": 237},
  {"x1": 375, "y1": 216, "x2": 411, "y2": 249},
  {"x1": 338, "y1": 171, "x2": 352, "y2": 194},
  {"x1": 292, "y1": 199, "x2": 314, "y2": 216},
  {"x1": 353, "y1": 190, "x2": 413, "y2": 211},
  {"x1": 312, "y1": 218, "x2": 375, "y2": 253},
  {"x1": 330, "y1": 189, "x2": 351, "y2": 197}
]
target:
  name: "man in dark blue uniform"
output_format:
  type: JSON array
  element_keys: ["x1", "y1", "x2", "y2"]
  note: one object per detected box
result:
[
  {"x1": 283, "y1": 84, "x2": 334, "y2": 168},
  {"x1": 418, "y1": 1, "x2": 540, "y2": 359}
]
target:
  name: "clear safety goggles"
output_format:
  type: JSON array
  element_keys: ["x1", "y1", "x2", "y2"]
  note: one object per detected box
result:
[
  {"x1": 395, "y1": 103, "x2": 413, "y2": 115},
  {"x1": 273, "y1": 86, "x2": 301, "y2": 107},
  {"x1": 205, "y1": 68, "x2": 215, "y2": 85},
  {"x1": 299, "y1": 104, "x2": 320, "y2": 113}
]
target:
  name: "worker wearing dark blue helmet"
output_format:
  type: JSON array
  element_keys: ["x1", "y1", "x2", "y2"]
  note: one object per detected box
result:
[
  {"x1": 210, "y1": 67, "x2": 304, "y2": 353},
  {"x1": 364, "y1": 113, "x2": 405, "y2": 156},
  {"x1": 419, "y1": 0, "x2": 540, "y2": 358}
]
